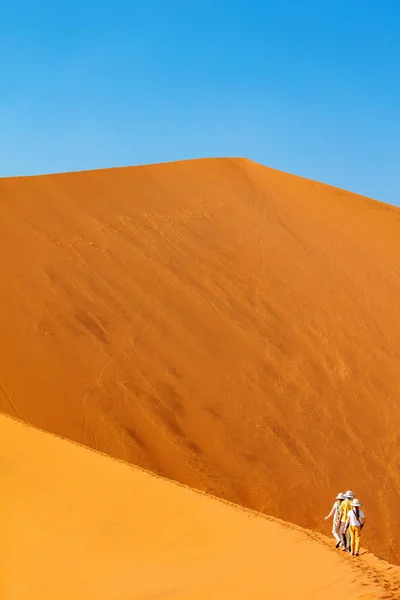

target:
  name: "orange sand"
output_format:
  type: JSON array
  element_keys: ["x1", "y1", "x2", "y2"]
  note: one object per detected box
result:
[
  {"x1": 2, "y1": 413, "x2": 400, "y2": 599},
  {"x1": 1, "y1": 158, "x2": 400, "y2": 564}
]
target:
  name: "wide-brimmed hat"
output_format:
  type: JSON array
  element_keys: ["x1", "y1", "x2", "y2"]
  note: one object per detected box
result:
[
  {"x1": 345, "y1": 490, "x2": 355, "y2": 499},
  {"x1": 351, "y1": 498, "x2": 362, "y2": 507},
  {"x1": 336, "y1": 493, "x2": 346, "y2": 500}
]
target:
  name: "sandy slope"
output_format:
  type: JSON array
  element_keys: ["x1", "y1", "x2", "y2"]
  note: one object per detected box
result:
[
  {"x1": 0, "y1": 158, "x2": 400, "y2": 563},
  {"x1": 2, "y1": 414, "x2": 400, "y2": 600}
]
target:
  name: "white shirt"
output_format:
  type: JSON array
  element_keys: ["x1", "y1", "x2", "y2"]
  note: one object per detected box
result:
[{"x1": 348, "y1": 508, "x2": 364, "y2": 526}]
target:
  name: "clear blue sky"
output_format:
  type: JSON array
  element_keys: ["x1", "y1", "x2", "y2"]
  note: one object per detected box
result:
[{"x1": 1, "y1": 1, "x2": 399, "y2": 206}]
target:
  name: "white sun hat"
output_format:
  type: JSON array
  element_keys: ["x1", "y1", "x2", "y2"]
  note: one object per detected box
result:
[
  {"x1": 345, "y1": 490, "x2": 355, "y2": 498},
  {"x1": 351, "y1": 498, "x2": 362, "y2": 507},
  {"x1": 336, "y1": 493, "x2": 346, "y2": 500}
]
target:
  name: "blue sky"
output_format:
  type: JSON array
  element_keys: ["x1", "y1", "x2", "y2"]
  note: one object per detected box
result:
[{"x1": 1, "y1": 0, "x2": 399, "y2": 205}]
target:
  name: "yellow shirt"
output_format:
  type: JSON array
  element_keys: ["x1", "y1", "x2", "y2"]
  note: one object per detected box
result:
[{"x1": 341, "y1": 499, "x2": 352, "y2": 522}]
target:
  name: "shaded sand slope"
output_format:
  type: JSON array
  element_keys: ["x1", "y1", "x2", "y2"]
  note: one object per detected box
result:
[
  {"x1": 1, "y1": 159, "x2": 400, "y2": 563},
  {"x1": 2, "y1": 414, "x2": 400, "y2": 599}
]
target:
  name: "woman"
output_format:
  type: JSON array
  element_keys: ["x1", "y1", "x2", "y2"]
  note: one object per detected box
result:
[
  {"x1": 325, "y1": 492, "x2": 345, "y2": 547},
  {"x1": 344, "y1": 498, "x2": 365, "y2": 556}
]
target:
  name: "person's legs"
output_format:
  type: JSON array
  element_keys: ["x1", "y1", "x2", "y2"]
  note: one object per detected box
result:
[
  {"x1": 346, "y1": 526, "x2": 352, "y2": 551},
  {"x1": 349, "y1": 526, "x2": 356, "y2": 554},
  {"x1": 354, "y1": 527, "x2": 361, "y2": 555},
  {"x1": 340, "y1": 522, "x2": 347, "y2": 549},
  {"x1": 332, "y1": 521, "x2": 341, "y2": 543}
]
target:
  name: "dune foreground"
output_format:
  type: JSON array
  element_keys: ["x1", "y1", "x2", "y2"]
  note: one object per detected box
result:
[
  {"x1": 2, "y1": 414, "x2": 400, "y2": 599},
  {"x1": 1, "y1": 158, "x2": 400, "y2": 564}
]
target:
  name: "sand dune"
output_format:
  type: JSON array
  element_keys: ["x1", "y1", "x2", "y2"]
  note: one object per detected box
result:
[
  {"x1": 2, "y1": 413, "x2": 400, "y2": 599},
  {"x1": 1, "y1": 158, "x2": 400, "y2": 564}
]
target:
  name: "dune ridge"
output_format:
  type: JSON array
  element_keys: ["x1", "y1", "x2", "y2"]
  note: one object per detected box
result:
[
  {"x1": 1, "y1": 158, "x2": 400, "y2": 563},
  {"x1": 2, "y1": 413, "x2": 400, "y2": 599}
]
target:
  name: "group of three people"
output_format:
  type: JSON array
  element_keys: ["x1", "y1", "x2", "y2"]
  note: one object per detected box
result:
[{"x1": 325, "y1": 490, "x2": 365, "y2": 556}]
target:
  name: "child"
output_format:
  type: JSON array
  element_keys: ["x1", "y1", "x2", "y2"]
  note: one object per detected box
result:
[{"x1": 345, "y1": 498, "x2": 365, "y2": 556}]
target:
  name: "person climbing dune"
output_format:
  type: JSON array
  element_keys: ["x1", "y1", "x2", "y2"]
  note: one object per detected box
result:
[
  {"x1": 325, "y1": 492, "x2": 345, "y2": 547},
  {"x1": 339, "y1": 490, "x2": 355, "y2": 551},
  {"x1": 344, "y1": 498, "x2": 365, "y2": 556}
]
